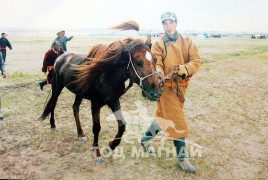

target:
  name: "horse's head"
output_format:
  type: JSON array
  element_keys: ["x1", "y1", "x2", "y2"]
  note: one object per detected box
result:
[{"x1": 126, "y1": 39, "x2": 163, "y2": 101}]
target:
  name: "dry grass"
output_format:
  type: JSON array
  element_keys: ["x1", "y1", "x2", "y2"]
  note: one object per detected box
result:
[{"x1": 0, "y1": 36, "x2": 267, "y2": 179}]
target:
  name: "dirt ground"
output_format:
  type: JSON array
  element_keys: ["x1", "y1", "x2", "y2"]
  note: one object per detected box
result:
[{"x1": 0, "y1": 36, "x2": 267, "y2": 179}]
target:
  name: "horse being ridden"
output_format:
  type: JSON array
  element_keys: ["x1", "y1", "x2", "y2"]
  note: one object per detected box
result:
[{"x1": 40, "y1": 21, "x2": 163, "y2": 161}]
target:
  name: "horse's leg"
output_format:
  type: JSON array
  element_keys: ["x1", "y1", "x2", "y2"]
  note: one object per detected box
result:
[
  {"x1": 91, "y1": 101, "x2": 103, "y2": 163},
  {"x1": 107, "y1": 99, "x2": 126, "y2": 150},
  {"x1": 73, "y1": 95, "x2": 87, "y2": 141},
  {"x1": 49, "y1": 77, "x2": 64, "y2": 130}
]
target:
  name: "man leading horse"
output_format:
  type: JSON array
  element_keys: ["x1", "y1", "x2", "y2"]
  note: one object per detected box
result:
[{"x1": 141, "y1": 11, "x2": 202, "y2": 173}]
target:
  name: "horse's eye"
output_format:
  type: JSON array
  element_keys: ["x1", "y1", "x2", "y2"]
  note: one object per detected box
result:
[{"x1": 136, "y1": 61, "x2": 144, "y2": 67}]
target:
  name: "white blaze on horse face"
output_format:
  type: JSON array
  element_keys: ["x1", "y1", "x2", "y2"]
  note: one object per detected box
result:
[{"x1": 146, "y1": 51, "x2": 152, "y2": 61}]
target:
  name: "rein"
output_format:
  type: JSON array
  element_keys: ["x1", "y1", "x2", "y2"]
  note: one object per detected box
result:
[
  {"x1": 127, "y1": 52, "x2": 159, "y2": 90},
  {"x1": 166, "y1": 65, "x2": 186, "y2": 102},
  {"x1": 170, "y1": 73, "x2": 185, "y2": 102}
]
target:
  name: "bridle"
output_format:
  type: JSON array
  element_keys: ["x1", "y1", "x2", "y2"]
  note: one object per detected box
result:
[{"x1": 127, "y1": 52, "x2": 159, "y2": 90}]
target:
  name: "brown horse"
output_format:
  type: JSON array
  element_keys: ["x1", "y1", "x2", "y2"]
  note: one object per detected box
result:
[{"x1": 40, "y1": 21, "x2": 163, "y2": 162}]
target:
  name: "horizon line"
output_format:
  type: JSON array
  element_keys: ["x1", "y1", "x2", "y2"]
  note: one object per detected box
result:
[{"x1": 0, "y1": 27, "x2": 268, "y2": 34}]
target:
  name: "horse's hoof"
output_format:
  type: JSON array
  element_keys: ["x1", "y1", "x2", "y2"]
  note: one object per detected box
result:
[
  {"x1": 102, "y1": 146, "x2": 113, "y2": 158},
  {"x1": 0, "y1": 114, "x2": 4, "y2": 120},
  {"x1": 106, "y1": 146, "x2": 112, "y2": 152},
  {"x1": 94, "y1": 156, "x2": 104, "y2": 164},
  {"x1": 51, "y1": 128, "x2": 57, "y2": 133},
  {"x1": 90, "y1": 146, "x2": 98, "y2": 151},
  {"x1": 79, "y1": 136, "x2": 88, "y2": 142},
  {"x1": 108, "y1": 141, "x2": 116, "y2": 150}
]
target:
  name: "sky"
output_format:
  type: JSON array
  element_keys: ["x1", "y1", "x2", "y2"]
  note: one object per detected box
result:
[{"x1": 1, "y1": 0, "x2": 268, "y2": 32}]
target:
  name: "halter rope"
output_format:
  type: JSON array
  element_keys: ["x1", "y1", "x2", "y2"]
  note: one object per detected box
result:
[{"x1": 127, "y1": 52, "x2": 159, "y2": 88}]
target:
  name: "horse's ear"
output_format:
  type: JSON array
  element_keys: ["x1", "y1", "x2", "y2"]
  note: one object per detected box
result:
[{"x1": 130, "y1": 42, "x2": 146, "y2": 53}]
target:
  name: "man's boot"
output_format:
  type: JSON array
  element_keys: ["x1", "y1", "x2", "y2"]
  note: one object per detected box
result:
[
  {"x1": 178, "y1": 158, "x2": 196, "y2": 174},
  {"x1": 141, "y1": 120, "x2": 161, "y2": 155},
  {"x1": 1, "y1": 71, "x2": 6, "y2": 78},
  {"x1": 2, "y1": 72, "x2": 6, "y2": 78},
  {"x1": 174, "y1": 138, "x2": 196, "y2": 173},
  {"x1": 39, "y1": 80, "x2": 47, "y2": 90}
]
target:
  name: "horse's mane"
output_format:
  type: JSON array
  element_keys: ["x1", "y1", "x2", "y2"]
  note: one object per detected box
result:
[
  {"x1": 73, "y1": 38, "x2": 129, "y2": 92},
  {"x1": 72, "y1": 20, "x2": 144, "y2": 93}
]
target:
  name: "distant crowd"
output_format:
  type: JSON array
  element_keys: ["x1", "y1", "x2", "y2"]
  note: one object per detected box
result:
[
  {"x1": 39, "y1": 31, "x2": 74, "y2": 90},
  {"x1": 0, "y1": 30, "x2": 73, "y2": 87}
]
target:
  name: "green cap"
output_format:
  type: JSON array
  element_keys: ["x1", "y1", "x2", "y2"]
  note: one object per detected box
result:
[{"x1": 161, "y1": 11, "x2": 177, "y2": 22}]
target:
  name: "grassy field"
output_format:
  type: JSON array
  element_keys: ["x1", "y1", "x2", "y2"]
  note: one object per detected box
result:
[{"x1": 0, "y1": 36, "x2": 267, "y2": 179}]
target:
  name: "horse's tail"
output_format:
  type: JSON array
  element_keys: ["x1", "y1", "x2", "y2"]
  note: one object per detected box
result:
[
  {"x1": 39, "y1": 96, "x2": 53, "y2": 120},
  {"x1": 110, "y1": 20, "x2": 140, "y2": 31}
]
